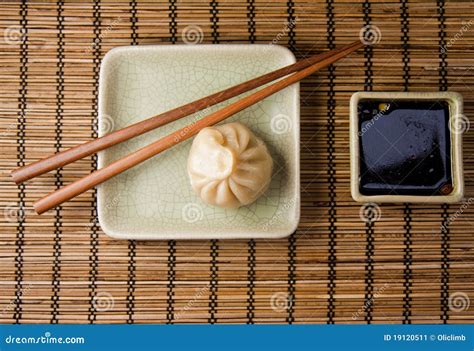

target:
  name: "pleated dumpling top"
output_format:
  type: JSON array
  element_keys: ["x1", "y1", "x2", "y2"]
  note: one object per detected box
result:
[{"x1": 187, "y1": 122, "x2": 273, "y2": 208}]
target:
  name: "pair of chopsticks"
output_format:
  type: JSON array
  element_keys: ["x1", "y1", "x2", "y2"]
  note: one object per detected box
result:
[{"x1": 12, "y1": 41, "x2": 364, "y2": 214}]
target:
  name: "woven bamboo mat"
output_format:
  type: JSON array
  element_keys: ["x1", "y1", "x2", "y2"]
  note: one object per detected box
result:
[{"x1": 0, "y1": 0, "x2": 473, "y2": 324}]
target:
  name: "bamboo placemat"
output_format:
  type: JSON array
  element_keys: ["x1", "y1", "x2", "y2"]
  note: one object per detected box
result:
[{"x1": 1, "y1": 0, "x2": 473, "y2": 324}]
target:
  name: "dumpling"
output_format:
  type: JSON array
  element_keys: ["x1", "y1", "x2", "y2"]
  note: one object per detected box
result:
[{"x1": 187, "y1": 122, "x2": 273, "y2": 209}]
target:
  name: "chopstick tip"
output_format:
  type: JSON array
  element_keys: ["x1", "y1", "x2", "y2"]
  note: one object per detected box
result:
[
  {"x1": 33, "y1": 199, "x2": 47, "y2": 215},
  {"x1": 10, "y1": 169, "x2": 23, "y2": 185}
]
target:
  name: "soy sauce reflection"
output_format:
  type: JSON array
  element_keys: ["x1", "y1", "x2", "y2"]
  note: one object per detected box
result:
[{"x1": 358, "y1": 100, "x2": 452, "y2": 196}]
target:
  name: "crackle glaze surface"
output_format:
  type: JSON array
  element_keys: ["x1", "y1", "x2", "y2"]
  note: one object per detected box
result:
[{"x1": 98, "y1": 45, "x2": 300, "y2": 240}]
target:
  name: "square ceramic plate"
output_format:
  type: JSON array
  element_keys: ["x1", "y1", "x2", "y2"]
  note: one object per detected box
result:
[
  {"x1": 98, "y1": 45, "x2": 300, "y2": 240},
  {"x1": 350, "y1": 91, "x2": 464, "y2": 203}
]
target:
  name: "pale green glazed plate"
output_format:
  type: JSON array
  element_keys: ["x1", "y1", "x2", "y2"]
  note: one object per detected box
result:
[{"x1": 98, "y1": 44, "x2": 300, "y2": 240}]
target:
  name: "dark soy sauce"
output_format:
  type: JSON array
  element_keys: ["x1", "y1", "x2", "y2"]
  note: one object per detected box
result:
[{"x1": 358, "y1": 100, "x2": 452, "y2": 196}]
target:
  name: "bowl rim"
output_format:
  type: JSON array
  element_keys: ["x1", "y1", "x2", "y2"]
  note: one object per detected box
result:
[{"x1": 350, "y1": 91, "x2": 464, "y2": 204}]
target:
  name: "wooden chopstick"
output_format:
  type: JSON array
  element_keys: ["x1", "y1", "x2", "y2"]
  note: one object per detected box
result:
[
  {"x1": 11, "y1": 41, "x2": 362, "y2": 185},
  {"x1": 33, "y1": 42, "x2": 364, "y2": 214}
]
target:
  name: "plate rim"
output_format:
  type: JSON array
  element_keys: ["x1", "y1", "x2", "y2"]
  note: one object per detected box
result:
[{"x1": 98, "y1": 44, "x2": 300, "y2": 240}]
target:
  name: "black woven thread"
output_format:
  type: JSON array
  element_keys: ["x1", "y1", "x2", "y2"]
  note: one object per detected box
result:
[
  {"x1": 88, "y1": 0, "x2": 101, "y2": 324},
  {"x1": 402, "y1": 204, "x2": 413, "y2": 323},
  {"x1": 130, "y1": 0, "x2": 138, "y2": 45},
  {"x1": 437, "y1": 0, "x2": 448, "y2": 91},
  {"x1": 362, "y1": 1, "x2": 373, "y2": 91},
  {"x1": 247, "y1": 0, "x2": 256, "y2": 43},
  {"x1": 169, "y1": 0, "x2": 177, "y2": 43},
  {"x1": 325, "y1": 0, "x2": 337, "y2": 325},
  {"x1": 437, "y1": 0, "x2": 450, "y2": 324},
  {"x1": 245, "y1": 0, "x2": 256, "y2": 325},
  {"x1": 13, "y1": 0, "x2": 28, "y2": 324},
  {"x1": 51, "y1": 0, "x2": 65, "y2": 324},
  {"x1": 126, "y1": 240, "x2": 136, "y2": 324},
  {"x1": 285, "y1": 0, "x2": 297, "y2": 325},
  {"x1": 400, "y1": 0, "x2": 412, "y2": 324},
  {"x1": 440, "y1": 203, "x2": 450, "y2": 323},
  {"x1": 287, "y1": 0, "x2": 296, "y2": 52},
  {"x1": 210, "y1": 1, "x2": 219, "y2": 44},
  {"x1": 165, "y1": 5, "x2": 178, "y2": 324},
  {"x1": 364, "y1": 213, "x2": 375, "y2": 324},
  {"x1": 400, "y1": 0, "x2": 410, "y2": 90},
  {"x1": 207, "y1": 2, "x2": 220, "y2": 324},
  {"x1": 246, "y1": 239, "x2": 256, "y2": 323},
  {"x1": 166, "y1": 240, "x2": 176, "y2": 324},
  {"x1": 287, "y1": 233, "x2": 296, "y2": 324},
  {"x1": 209, "y1": 240, "x2": 219, "y2": 323},
  {"x1": 125, "y1": 0, "x2": 139, "y2": 325},
  {"x1": 362, "y1": 0, "x2": 374, "y2": 324}
]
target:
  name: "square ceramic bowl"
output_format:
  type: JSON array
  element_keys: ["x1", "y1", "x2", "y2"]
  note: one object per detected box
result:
[
  {"x1": 350, "y1": 91, "x2": 464, "y2": 203},
  {"x1": 98, "y1": 45, "x2": 300, "y2": 240}
]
